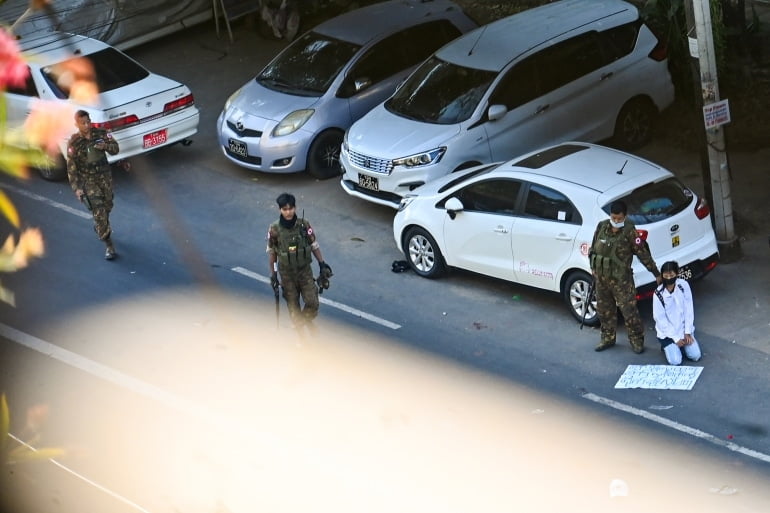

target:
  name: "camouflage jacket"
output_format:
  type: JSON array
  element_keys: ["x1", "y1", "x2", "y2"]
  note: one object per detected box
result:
[
  {"x1": 66, "y1": 128, "x2": 119, "y2": 191},
  {"x1": 590, "y1": 219, "x2": 659, "y2": 280}
]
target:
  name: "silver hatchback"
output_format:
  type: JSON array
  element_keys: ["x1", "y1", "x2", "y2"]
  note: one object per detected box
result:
[{"x1": 216, "y1": 0, "x2": 477, "y2": 179}]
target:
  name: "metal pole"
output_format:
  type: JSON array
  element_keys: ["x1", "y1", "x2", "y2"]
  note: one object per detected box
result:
[{"x1": 691, "y1": 0, "x2": 741, "y2": 261}]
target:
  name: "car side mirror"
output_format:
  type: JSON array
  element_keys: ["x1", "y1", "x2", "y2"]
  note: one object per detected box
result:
[
  {"x1": 445, "y1": 197, "x2": 464, "y2": 220},
  {"x1": 354, "y1": 77, "x2": 372, "y2": 92},
  {"x1": 488, "y1": 104, "x2": 507, "y2": 121}
]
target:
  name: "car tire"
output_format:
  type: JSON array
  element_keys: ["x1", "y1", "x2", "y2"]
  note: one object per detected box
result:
[
  {"x1": 307, "y1": 130, "x2": 343, "y2": 180},
  {"x1": 404, "y1": 227, "x2": 446, "y2": 279},
  {"x1": 563, "y1": 270, "x2": 598, "y2": 326},
  {"x1": 613, "y1": 97, "x2": 656, "y2": 150},
  {"x1": 36, "y1": 154, "x2": 66, "y2": 181}
]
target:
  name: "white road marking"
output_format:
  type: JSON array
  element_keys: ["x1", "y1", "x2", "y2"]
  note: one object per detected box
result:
[
  {"x1": 8, "y1": 178, "x2": 769, "y2": 467},
  {"x1": 0, "y1": 322, "x2": 164, "y2": 512},
  {"x1": 582, "y1": 392, "x2": 770, "y2": 464},
  {"x1": 1, "y1": 183, "x2": 91, "y2": 219},
  {"x1": 7, "y1": 432, "x2": 153, "y2": 513},
  {"x1": 1, "y1": 184, "x2": 401, "y2": 331},
  {"x1": 231, "y1": 266, "x2": 401, "y2": 330}
]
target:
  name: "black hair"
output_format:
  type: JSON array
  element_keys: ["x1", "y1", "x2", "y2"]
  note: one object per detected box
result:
[
  {"x1": 276, "y1": 192, "x2": 296, "y2": 208},
  {"x1": 75, "y1": 109, "x2": 90, "y2": 120},
  {"x1": 609, "y1": 200, "x2": 627, "y2": 215},
  {"x1": 661, "y1": 261, "x2": 679, "y2": 274}
]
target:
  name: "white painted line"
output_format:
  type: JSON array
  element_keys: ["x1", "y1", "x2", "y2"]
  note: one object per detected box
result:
[
  {"x1": 0, "y1": 321, "x2": 206, "y2": 513},
  {"x1": 7, "y1": 432, "x2": 153, "y2": 513},
  {"x1": 582, "y1": 392, "x2": 770, "y2": 464},
  {"x1": 0, "y1": 185, "x2": 401, "y2": 331},
  {"x1": 231, "y1": 266, "x2": 401, "y2": 330},
  {"x1": 0, "y1": 322, "x2": 201, "y2": 416},
  {"x1": 1, "y1": 322, "x2": 401, "y2": 504},
  {"x1": 1, "y1": 183, "x2": 91, "y2": 219}
]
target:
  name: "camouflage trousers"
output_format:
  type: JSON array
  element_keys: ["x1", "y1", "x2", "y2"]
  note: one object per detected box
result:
[
  {"x1": 83, "y1": 172, "x2": 114, "y2": 241},
  {"x1": 280, "y1": 265, "x2": 319, "y2": 325},
  {"x1": 595, "y1": 273, "x2": 645, "y2": 349}
]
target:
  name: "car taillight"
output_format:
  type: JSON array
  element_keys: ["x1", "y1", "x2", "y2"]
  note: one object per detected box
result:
[
  {"x1": 694, "y1": 197, "x2": 711, "y2": 219},
  {"x1": 164, "y1": 94, "x2": 194, "y2": 113},
  {"x1": 635, "y1": 229, "x2": 649, "y2": 241},
  {"x1": 636, "y1": 290, "x2": 654, "y2": 301},
  {"x1": 93, "y1": 115, "x2": 140, "y2": 131},
  {"x1": 648, "y1": 40, "x2": 668, "y2": 62}
]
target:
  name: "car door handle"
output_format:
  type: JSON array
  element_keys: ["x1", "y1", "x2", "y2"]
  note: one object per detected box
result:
[
  {"x1": 600, "y1": 72, "x2": 613, "y2": 81},
  {"x1": 494, "y1": 226, "x2": 509, "y2": 234},
  {"x1": 555, "y1": 234, "x2": 572, "y2": 241},
  {"x1": 535, "y1": 104, "x2": 550, "y2": 114}
]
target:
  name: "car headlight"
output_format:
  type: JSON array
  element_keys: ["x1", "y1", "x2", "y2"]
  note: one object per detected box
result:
[
  {"x1": 224, "y1": 88, "x2": 243, "y2": 111},
  {"x1": 272, "y1": 109, "x2": 314, "y2": 137},
  {"x1": 342, "y1": 131, "x2": 349, "y2": 153},
  {"x1": 393, "y1": 147, "x2": 446, "y2": 168}
]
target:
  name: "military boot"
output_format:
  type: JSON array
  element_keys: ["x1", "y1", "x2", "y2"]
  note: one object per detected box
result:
[
  {"x1": 594, "y1": 340, "x2": 616, "y2": 352},
  {"x1": 104, "y1": 238, "x2": 117, "y2": 260}
]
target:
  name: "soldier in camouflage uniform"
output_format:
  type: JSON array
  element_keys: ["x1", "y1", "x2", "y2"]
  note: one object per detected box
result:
[
  {"x1": 590, "y1": 200, "x2": 661, "y2": 353},
  {"x1": 267, "y1": 192, "x2": 332, "y2": 333},
  {"x1": 66, "y1": 110, "x2": 120, "y2": 260}
]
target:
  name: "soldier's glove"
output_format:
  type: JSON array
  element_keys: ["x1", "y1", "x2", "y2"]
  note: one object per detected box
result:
[
  {"x1": 316, "y1": 261, "x2": 333, "y2": 294},
  {"x1": 270, "y1": 272, "x2": 280, "y2": 292},
  {"x1": 318, "y1": 261, "x2": 333, "y2": 278}
]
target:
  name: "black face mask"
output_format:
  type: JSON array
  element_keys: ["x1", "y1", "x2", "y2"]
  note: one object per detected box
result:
[
  {"x1": 279, "y1": 214, "x2": 297, "y2": 228},
  {"x1": 663, "y1": 276, "x2": 677, "y2": 286}
]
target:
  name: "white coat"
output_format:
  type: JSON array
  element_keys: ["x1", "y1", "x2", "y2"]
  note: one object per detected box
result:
[{"x1": 652, "y1": 278, "x2": 702, "y2": 365}]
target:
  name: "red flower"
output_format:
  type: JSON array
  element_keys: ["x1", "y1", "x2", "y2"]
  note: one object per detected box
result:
[{"x1": 0, "y1": 27, "x2": 29, "y2": 89}]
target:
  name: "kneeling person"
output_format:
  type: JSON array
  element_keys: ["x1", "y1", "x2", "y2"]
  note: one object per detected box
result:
[{"x1": 652, "y1": 261, "x2": 702, "y2": 365}]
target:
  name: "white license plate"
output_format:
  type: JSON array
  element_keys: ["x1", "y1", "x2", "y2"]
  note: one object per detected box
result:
[
  {"x1": 228, "y1": 138, "x2": 247, "y2": 158},
  {"x1": 358, "y1": 174, "x2": 379, "y2": 191},
  {"x1": 143, "y1": 129, "x2": 168, "y2": 149}
]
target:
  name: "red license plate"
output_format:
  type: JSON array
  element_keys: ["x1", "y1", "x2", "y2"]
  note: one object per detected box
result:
[{"x1": 143, "y1": 129, "x2": 168, "y2": 149}]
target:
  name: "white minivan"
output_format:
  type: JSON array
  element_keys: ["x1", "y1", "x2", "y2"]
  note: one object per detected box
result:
[{"x1": 340, "y1": 0, "x2": 675, "y2": 208}]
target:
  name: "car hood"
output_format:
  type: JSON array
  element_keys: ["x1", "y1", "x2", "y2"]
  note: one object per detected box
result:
[
  {"x1": 96, "y1": 73, "x2": 192, "y2": 120},
  {"x1": 348, "y1": 104, "x2": 460, "y2": 158},
  {"x1": 230, "y1": 80, "x2": 321, "y2": 122}
]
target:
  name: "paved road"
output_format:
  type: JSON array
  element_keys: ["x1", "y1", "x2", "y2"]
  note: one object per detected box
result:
[{"x1": 1, "y1": 16, "x2": 769, "y2": 513}]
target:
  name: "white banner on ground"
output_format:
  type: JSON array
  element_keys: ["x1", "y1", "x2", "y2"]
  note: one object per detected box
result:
[{"x1": 614, "y1": 365, "x2": 704, "y2": 390}]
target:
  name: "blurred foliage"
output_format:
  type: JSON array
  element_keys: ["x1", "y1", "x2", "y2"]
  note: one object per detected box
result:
[
  {"x1": 1, "y1": 393, "x2": 65, "y2": 470},
  {"x1": 1, "y1": 3, "x2": 50, "y2": 304}
]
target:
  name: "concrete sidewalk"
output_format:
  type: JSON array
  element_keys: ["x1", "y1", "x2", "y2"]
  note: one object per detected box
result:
[{"x1": 636, "y1": 141, "x2": 769, "y2": 356}]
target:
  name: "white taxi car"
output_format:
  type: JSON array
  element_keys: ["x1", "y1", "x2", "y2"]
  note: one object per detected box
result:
[
  {"x1": 6, "y1": 31, "x2": 199, "y2": 180},
  {"x1": 393, "y1": 143, "x2": 720, "y2": 325}
]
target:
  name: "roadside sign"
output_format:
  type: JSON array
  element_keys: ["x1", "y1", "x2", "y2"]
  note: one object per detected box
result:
[{"x1": 703, "y1": 99, "x2": 731, "y2": 129}]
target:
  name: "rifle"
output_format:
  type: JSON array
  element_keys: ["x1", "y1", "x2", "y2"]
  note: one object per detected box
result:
[
  {"x1": 580, "y1": 277, "x2": 595, "y2": 330},
  {"x1": 273, "y1": 262, "x2": 280, "y2": 330}
]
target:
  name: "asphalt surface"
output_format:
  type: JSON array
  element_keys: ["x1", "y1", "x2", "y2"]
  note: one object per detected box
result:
[{"x1": 1, "y1": 9, "x2": 769, "y2": 513}]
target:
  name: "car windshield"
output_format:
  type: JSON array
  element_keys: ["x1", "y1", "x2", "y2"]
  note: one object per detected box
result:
[
  {"x1": 605, "y1": 177, "x2": 694, "y2": 224},
  {"x1": 42, "y1": 47, "x2": 150, "y2": 99},
  {"x1": 385, "y1": 56, "x2": 496, "y2": 124},
  {"x1": 257, "y1": 31, "x2": 360, "y2": 96}
]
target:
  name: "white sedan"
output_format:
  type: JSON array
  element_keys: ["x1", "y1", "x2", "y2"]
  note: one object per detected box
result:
[
  {"x1": 393, "y1": 142, "x2": 720, "y2": 325},
  {"x1": 6, "y1": 31, "x2": 199, "y2": 180}
]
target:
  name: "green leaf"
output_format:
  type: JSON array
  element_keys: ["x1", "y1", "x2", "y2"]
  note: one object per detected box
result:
[
  {"x1": 0, "y1": 393, "x2": 9, "y2": 456},
  {"x1": 8, "y1": 446, "x2": 66, "y2": 464}
]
